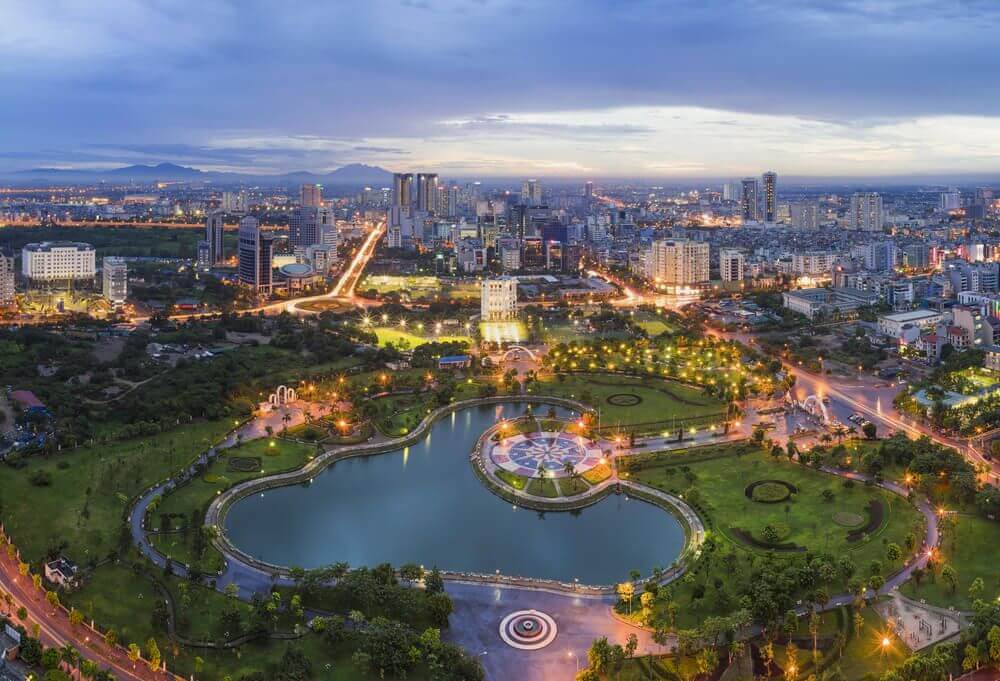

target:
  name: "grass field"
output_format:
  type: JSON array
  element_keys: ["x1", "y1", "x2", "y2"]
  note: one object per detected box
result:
[
  {"x1": 534, "y1": 373, "x2": 726, "y2": 431},
  {"x1": 0, "y1": 420, "x2": 232, "y2": 564},
  {"x1": 627, "y1": 445, "x2": 924, "y2": 628},
  {"x1": 152, "y1": 438, "x2": 314, "y2": 554},
  {"x1": 372, "y1": 326, "x2": 471, "y2": 349},
  {"x1": 900, "y1": 513, "x2": 1000, "y2": 610}
]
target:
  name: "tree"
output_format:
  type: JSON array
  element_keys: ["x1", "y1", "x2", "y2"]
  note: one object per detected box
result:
[
  {"x1": 784, "y1": 642, "x2": 799, "y2": 681},
  {"x1": 103, "y1": 628, "x2": 117, "y2": 647},
  {"x1": 145, "y1": 638, "x2": 160, "y2": 671},
  {"x1": 988, "y1": 625, "x2": 1000, "y2": 665},
  {"x1": 587, "y1": 637, "x2": 613, "y2": 674},
  {"x1": 617, "y1": 582, "x2": 635, "y2": 614},
  {"x1": 45, "y1": 590, "x2": 60, "y2": 610},
  {"x1": 969, "y1": 577, "x2": 985, "y2": 602},
  {"x1": 862, "y1": 422, "x2": 877, "y2": 439},
  {"x1": 886, "y1": 543, "x2": 902, "y2": 562},
  {"x1": 625, "y1": 633, "x2": 638, "y2": 660},
  {"x1": 427, "y1": 592, "x2": 453, "y2": 628},
  {"x1": 69, "y1": 608, "x2": 83, "y2": 627},
  {"x1": 963, "y1": 644, "x2": 981, "y2": 672},
  {"x1": 42, "y1": 647, "x2": 62, "y2": 670},
  {"x1": 809, "y1": 610, "x2": 821, "y2": 664},
  {"x1": 941, "y1": 564, "x2": 958, "y2": 594}
]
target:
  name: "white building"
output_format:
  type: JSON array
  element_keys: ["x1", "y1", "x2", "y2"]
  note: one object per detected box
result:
[
  {"x1": 0, "y1": 254, "x2": 14, "y2": 306},
  {"x1": 306, "y1": 244, "x2": 338, "y2": 274},
  {"x1": 791, "y1": 252, "x2": 836, "y2": 276},
  {"x1": 719, "y1": 249, "x2": 744, "y2": 282},
  {"x1": 877, "y1": 309, "x2": 944, "y2": 338},
  {"x1": 21, "y1": 242, "x2": 96, "y2": 284},
  {"x1": 939, "y1": 188, "x2": 961, "y2": 212},
  {"x1": 481, "y1": 277, "x2": 518, "y2": 321},
  {"x1": 102, "y1": 257, "x2": 128, "y2": 306},
  {"x1": 849, "y1": 193, "x2": 884, "y2": 231},
  {"x1": 646, "y1": 239, "x2": 710, "y2": 285},
  {"x1": 197, "y1": 240, "x2": 211, "y2": 270}
]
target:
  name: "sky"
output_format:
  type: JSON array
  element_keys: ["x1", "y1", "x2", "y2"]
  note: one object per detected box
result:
[{"x1": 3, "y1": 0, "x2": 1000, "y2": 179}]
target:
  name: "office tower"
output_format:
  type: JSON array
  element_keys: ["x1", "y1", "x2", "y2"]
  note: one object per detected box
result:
[
  {"x1": 719, "y1": 249, "x2": 745, "y2": 282},
  {"x1": 317, "y1": 207, "x2": 339, "y2": 247},
  {"x1": 416, "y1": 173, "x2": 439, "y2": 213},
  {"x1": 0, "y1": 254, "x2": 14, "y2": 306},
  {"x1": 289, "y1": 207, "x2": 321, "y2": 250},
  {"x1": 206, "y1": 212, "x2": 225, "y2": 264},
  {"x1": 392, "y1": 173, "x2": 412, "y2": 207},
  {"x1": 722, "y1": 181, "x2": 742, "y2": 202},
  {"x1": 740, "y1": 178, "x2": 760, "y2": 222},
  {"x1": 849, "y1": 192, "x2": 884, "y2": 231},
  {"x1": 790, "y1": 202, "x2": 819, "y2": 229},
  {"x1": 481, "y1": 277, "x2": 518, "y2": 321},
  {"x1": 102, "y1": 257, "x2": 128, "y2": 306},
  {"x1": 521, "y1": 179, "x2": 542, "y2": 206},
  {"x1": 762, "y1": 171, "x2": 777, "y2": 222},
  {"x1": 197, "y1": 241, "x2": 211, "y2": 270},
  {"x1": 447, "y1": 185, "x2": 459, "y2": 217},
  {"x1": 584, "y1": 181, "x2": 594, "y2": 199},
  {"x1": 238, "y1": 216, "x2": 274, "y2": 294},
  {"x1": 939, "y1": 188, "x2": 961, "y2": 212},
  {"x1": 300, "y1": 183, "x2": 322, "y2": 208},
  {"x1": 646, "y1": 239, "x2": 710, "y2": 285},
  {"x1": 21, "y1": 242, "x2": 96, "y2": 285}
]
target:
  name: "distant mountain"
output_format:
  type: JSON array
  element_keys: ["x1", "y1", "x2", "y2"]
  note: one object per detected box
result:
[
  {"x1": 11, "y1": 162, "x2": 393, "y2": 186},
  {"x1": 322, "y1": 163, "x2": 393, "y2": 185}
]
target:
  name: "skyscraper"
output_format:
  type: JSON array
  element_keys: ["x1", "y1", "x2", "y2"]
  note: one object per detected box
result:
[
  {"x1": 849, "y1": 193, "x2": 884, "y2": 231},
  {"x1": 206, "y1": 212, "x2": 225, "y2": 265},
  {"x1": 741, "y1": 178, "x2": 760, "y2": 222},
  {"x1": 762, "y1": 171, "x2": 777, "y2": 222},
  {"x1": 289, "y1": 207, "x2": 320, "y2": 250},
  {"x1": 584, "y1": 181, "x2": 594, "y2": 199},
  {"x1": 102, "y1": 257, "x2": 128, "y2": 306},
  {"x1": 646, "y1": 239, "x2": 710, "y2": 285},
  {"x1": 300, "y1": 184, "x2": 322, "y2": 208},
  {"x1": 392, "y1": 173, "x2": 412, "y2": 207},
  {"x1": 0, "y1": 253, "x2": 14, "y2": 306},
  {"x1": 238, "y1": 216, "x2": 274, "y2": 294},
  {"x1": 521, "y1": 179, "x2": 542, "y2": 206},
  {"x1": 416, "y1": 173, "x2": 439, "y2": 213},
  {"x1": 790, "y1": 202, "x2": 819, "y2": 229}
]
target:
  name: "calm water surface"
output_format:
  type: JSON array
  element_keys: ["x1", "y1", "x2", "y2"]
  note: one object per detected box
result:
[{"x1": 225, "y1": 403, "x2": 683, "y2": 584}]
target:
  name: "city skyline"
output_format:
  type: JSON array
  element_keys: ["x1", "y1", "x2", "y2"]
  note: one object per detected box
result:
[{"x1": 4, "y1": 1, "x2": 1000, "y2": 178}]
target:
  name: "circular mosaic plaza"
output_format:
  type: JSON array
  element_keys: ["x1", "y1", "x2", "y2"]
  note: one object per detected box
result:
[
  {"x1": 498, "y1": 610, "x2": 558, "y2": 650},
  {"x1": 490, "y1": 431, "x2": 604, "y2": 478}
]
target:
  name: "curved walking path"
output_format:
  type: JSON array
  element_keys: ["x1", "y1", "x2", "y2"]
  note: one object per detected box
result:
[{"x1": 126, "y1": 396, "x2": 941, "y2": 681}]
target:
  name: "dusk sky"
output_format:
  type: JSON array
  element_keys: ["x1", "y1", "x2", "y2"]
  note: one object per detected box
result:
[{"x1": 4, "y1": 0, "x2": 1000, "y2": 178}]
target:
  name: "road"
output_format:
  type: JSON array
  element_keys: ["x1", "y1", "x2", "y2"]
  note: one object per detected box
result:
[{"x1": 0, "y1": 550, "x2": 174, "y2": 680}]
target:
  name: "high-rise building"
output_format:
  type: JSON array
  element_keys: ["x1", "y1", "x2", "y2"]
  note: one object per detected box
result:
[
  {"x1": 289, "y1": 207, "x2": 321, "y2": 250},
  {"x1": 849, "y1": 193, "x2": 884, "y2": 231},
  {"x1": 480, "y1": 277, "x2": 518, "y2": 321},
  {"x1": 521, "y1": 179, "x2": 542, "y2": 207},
  {"x1": 392, "y1": 173, "x2": 412, "y2": 207},
  {"x1": 238, "y1": 216, "x2": 274, "y2": 294},
  {"x1": 939, "y1": 188, "x2": 961, "y2": 212},
  {"x1": 719, "y1": 249, "x2": 745, "y2": 282},
  {"x1": 300, "y1": 184, "x2": 322, "y2": 208},
  {"x1": 447, "y1": 185, "x2": 459, "y2": 217},
  {"x1": 416, "y1": 173, "x2": 439, "y2": 213},
  {"x1": 102, "y1": 257, "x2": 128, "y2": 306},
  {"x1": 0, "y1": 254, "x2": 14, "y2": 306},
  {"x1": 197, "y1": 240, "x2": 211, "y2": 270},
  {"x1": 740, "y1": 178, "x2": 760, "y2": 222},
  {"x1": 21, "y1": 242, "x2": 96, "y2": 284},
  {"x1": 646, "y1": 239, "x2": 710, "y2": 285},
  {"x1": 206, "y1": 212, "x2": 226, "y2": 265},
  {"x1": 790, "y1": 202, "x2": 819, "y2": 229},
  {"x1": 762, "y1": 171, "x2": 777, "y2": 222},
  {"x1": 584, "y1": 181, "x2": 594, "y2": 199},
  {"x1": 722, "y1": 181, "x2": 742, "y2": 202}
]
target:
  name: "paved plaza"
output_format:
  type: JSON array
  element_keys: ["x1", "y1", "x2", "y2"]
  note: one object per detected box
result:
[{"x1": 490, "y1": 431, "x2": 605, "y2": 478}]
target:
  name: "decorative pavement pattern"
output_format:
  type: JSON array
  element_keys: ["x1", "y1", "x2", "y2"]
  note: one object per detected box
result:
[{"x1": 490, "y1": 432, "x2": 604, "y2": 478}]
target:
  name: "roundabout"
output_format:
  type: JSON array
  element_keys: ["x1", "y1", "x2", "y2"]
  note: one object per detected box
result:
[
  {"x1": 490, "y1": 431, "x2": 605, "y2": 478},
  {"x1": 498, "y1": 610, "x2": 558, "y2": 650}
]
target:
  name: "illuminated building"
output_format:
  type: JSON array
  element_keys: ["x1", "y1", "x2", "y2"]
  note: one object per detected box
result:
[
  {"x1": 481, "y1": 277, "x2": 518, "y2": 321},
  {"x1": 740, "y1": 178, "x2": 760, "y2": 222},
  {"x1": 102, "y1": 257, "x2": 128, "y2": 307},
  {"x1": 206, "y1": 211, "x2": 226, "y2": 264},
  {"x1": 720, "y1": 249, "x2": 744, "y2": 282},
  {"x1": 300, "y1": 183, "x2": 322, "y2": 208},
  {"x1": 238, "y1": 216, "x2": 274, "y2": 294},
  {"x1": 21, "y1": 241, "x2": 96, "y2": 285},
  {"x1": 762, "y1": 171, "x2": 777, "y2": 222},
  {"x1": 849, "y1": 192, "x2": 883, "y2": 231},
  {"x1": 0, "y1": 254, "x2": 14, "y2": 306},
  {"x1": 647, "y1": 239, "x2": 710, "y2": 285}
]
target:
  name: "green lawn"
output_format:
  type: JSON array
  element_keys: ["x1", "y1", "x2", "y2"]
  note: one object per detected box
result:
[
  {"x1": 152, "y1": 438, "x2": 314, "y2": 568},
  {"x1": 901, "y1": 513, "x2": 1000, "y2": 610},
  {"x1": 833, "y1": 607, "x2": 910, "y2": 680},
  {"x1": 0, "y1": 420, "x2": 232, "y2": 565},
  {"x1": 534, "y1": 373, "x2": 726, "y2": 432},
  {"x1": 372, "y1": 326, "x2": 471, "y2": 349},
  {"x1": 495, "y1": 469, "x2": 528, "y2": 490},
  {"x1": 526, "y1": 476, "x2": 559, "y2": 498},
  {"x1": 627, "y1": 445, "x2": 925, "y2": 629},
  {"x1": 65, "y1": 561, "x2": 160, "y2": 648}
]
